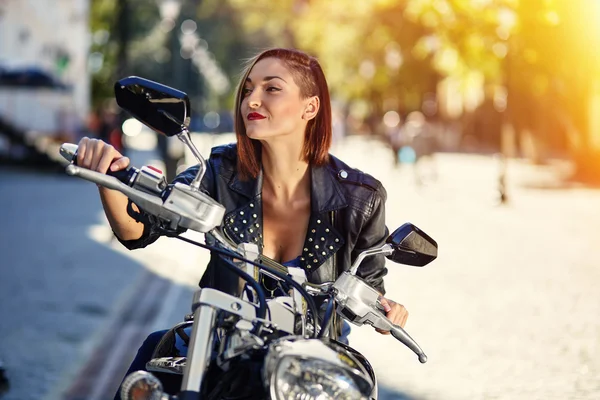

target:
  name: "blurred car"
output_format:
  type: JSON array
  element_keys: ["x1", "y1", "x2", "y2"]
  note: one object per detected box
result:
[
  {"x1": 0, "y1": 65, "x2": 69, "y2": 89},
  {"x1": 0, "y1": 64, "x2": 72, "y2": 169}
]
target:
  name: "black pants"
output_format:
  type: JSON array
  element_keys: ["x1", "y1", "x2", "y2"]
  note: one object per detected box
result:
[{"x1": 114, "y1": 329, "x2": 181, "y2": 400}]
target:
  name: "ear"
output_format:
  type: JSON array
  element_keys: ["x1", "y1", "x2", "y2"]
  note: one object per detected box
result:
[{"x1": 303, "y1": 96, "x2": 320, "y2": 121}]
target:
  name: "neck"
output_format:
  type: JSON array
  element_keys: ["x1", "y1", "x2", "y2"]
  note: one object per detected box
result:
[{"x1": 261, "y1": 141, "x2": 310, "y2": 201}]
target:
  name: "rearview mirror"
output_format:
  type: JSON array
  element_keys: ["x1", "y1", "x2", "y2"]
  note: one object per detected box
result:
[
  {"x1": 114, "y1": 76, "x2": 190, "y2": 137},
  {"x1": 386, "y1": 223, "x2": 437, "y2": 266}
]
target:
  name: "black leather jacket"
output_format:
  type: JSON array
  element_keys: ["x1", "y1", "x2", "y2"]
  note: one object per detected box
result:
[{"x1": 118, "y1": 143, "x2": 389, "y2": 297}]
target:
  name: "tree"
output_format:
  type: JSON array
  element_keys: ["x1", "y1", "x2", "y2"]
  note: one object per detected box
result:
[
  {"x1": 89, "y1": 0, "x2": 255, "y2": 111},
  {"x1": 90, "y1": 0, "x2": 600, "y2": 180}
]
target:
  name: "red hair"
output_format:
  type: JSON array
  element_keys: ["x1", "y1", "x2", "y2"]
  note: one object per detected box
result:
[{"x1": 234, "y1": 48, "x2": 332, "y2": 179}]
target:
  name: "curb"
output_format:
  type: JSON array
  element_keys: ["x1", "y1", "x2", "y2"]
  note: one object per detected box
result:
[{"x1": 52, "y1": 270, "x2": 171, "y2": 400}]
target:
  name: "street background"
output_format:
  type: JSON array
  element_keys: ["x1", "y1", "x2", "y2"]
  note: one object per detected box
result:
[{"x1": 2, "y1": 0, "x2": 600, "y2": 399}]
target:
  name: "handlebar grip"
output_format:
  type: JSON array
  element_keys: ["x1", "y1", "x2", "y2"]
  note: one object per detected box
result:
[
  {"x1": 76, "y1": 159, "x2": 138, "y2": 186},
  {"x1": 104, "y1": 166, "x2": 138, "y2": 186},
  {"x1": 61, "y1": 143, "x2": 139, "y2": 186}
]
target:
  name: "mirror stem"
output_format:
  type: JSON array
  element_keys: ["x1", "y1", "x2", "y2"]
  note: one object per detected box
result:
[
  {"x1": 349, "y1": 244, "x2": 393, "y2": 275},
  {"x1": 177, "y1": 128, "x2": 206, "y2": 191}
]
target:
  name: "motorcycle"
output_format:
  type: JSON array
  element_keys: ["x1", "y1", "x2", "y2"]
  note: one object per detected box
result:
[{"x1": 60, "y1": 76, "x2": 438, "y2": 400}]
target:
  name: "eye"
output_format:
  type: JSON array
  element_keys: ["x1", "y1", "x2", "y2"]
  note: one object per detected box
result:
[
  {"x1": 242, "y1": 87, "x2": 252, "y2": 97},
  {"x1": 266, "y1": 86, "x2": 281, "y2": 93}
]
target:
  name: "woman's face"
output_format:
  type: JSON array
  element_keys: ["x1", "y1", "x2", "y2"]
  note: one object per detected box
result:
[{"x1": 241, "y1": 57, "x2": 314, "y2": 141}]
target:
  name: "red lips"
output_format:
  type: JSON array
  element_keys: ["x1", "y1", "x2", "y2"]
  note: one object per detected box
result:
[{"x1": 247, "y1": 112, "x2": 266, "y2": 120}]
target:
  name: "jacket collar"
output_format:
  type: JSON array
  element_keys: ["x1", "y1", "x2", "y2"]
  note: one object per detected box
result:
[
  {"x1": 229, "y1": 169, "x2": 263, "y2": 199},
  {"x1": 228, "y1": 160, "x2": 348, "y2": 213},
  {"x1": 310, "y1": 163, "x2": 348, "y2": 212}
]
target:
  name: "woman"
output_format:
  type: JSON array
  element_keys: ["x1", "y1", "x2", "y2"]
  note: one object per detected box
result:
[{"x1": 77, "y1": 48, "x2": 408, "y2": 396}]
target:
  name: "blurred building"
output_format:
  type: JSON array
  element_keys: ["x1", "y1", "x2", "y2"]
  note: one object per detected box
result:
[{"x1": 0, "y1": 0, "x2": 90, "y2": 138}]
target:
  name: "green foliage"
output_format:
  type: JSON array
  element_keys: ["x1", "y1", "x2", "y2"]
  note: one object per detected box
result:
[
  {"x1": 89, "y1": 0, "x2": 256, "y2": 112},
  {"x1": 226, "y1": 0, "x2": 506, "y2": 114},
  {"x1": 90, "y1": 0, "x2": 600, "y2": 157},
  {"x1": 89, "y1": 0, "x2": 163, "y2": 107}
]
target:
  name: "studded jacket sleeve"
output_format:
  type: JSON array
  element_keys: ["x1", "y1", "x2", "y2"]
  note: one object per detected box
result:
[{"x1": 351, "y1": 185, "x2": 389, "y2": 295}]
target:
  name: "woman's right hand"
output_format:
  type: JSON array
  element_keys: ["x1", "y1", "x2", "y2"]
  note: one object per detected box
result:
[
  {"x1": 76, "y1": 138, "x2": 144, "y2": 241},
  {"x1": 76, "y1": 137, "x2": 130, "y2": 174}
]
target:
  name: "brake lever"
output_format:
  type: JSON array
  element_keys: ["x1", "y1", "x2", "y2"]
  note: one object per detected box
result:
[{"x1": 333, "y1": 271, "x2": 428, "y2": 363}]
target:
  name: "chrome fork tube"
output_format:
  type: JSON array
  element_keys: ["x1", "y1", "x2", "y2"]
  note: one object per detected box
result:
[{"x1": 180, "y1": 303, "x2": 217, "y2": 392}]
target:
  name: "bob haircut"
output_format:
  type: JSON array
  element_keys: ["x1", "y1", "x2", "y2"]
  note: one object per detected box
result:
[{"x1": 234, "y1": 48, "x2": 332, "y2": 180}]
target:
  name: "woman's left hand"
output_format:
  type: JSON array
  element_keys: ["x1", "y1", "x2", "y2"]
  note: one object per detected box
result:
[{"x1": 376, "y1": 297, "x2": 408, "y2": 334}]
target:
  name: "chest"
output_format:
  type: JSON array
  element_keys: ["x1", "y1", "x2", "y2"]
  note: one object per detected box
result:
[{"x1": 261, "y1": 197, "x2": 311, "y2": 263}]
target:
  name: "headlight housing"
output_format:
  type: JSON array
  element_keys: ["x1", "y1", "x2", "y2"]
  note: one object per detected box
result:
[
  {"x1": 264, "y1": 339, "x2": 373, "y2": 400},
  {"x1": 120, "y1": 371, "x2": 164, "y2": 400}
]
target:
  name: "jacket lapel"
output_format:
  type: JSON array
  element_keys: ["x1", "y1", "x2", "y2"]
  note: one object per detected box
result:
[
  {"x1": 299, "y1": 164, "x2": 347, "y2": 271},
  {"x1": 221, "y1": 162, "x2": 347, "y2": 271},
  {"x1": 223, "y1": 170, "x2": 264, "y2": 249},
  {"x1": 310, "y1": 163, "x2": 348, "y2": 213}
]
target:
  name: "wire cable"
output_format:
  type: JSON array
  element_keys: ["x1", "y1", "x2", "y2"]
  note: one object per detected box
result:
[{"x1": 173, "y1": 234, "x2": 320, "y2": 338}]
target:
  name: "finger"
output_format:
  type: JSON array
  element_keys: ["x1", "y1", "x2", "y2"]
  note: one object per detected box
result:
[
  {"x1": 378, "y1": 296, "x2": 392, "y2": 313},
  {"x1": 97, "y1": 149, "x2": 117, "y2": 174},
  {"x1": 77, "y1": 137, "x2": 88, "y2": 166},
  {"x1": 390, "y1": 305, "x2": 408, "y2": 328},
  {"x1": 90, "y1": 141, "x2": 105, "y2": 172},
  {"x1": 375, "y1": 328, "x2": 391, "y2": 335},
  {"x1": 399, "y1": 309, "x2": 409, "y2": 328},
  {"x1": 110, "y1": 156, "x2": 130, "y2": 172},
  {"x1": 387, "y1": 307, "x2": 402, "y2": 325},
  {"x1": 83, "y1": 139, "x2": 98, "y2": 169}
]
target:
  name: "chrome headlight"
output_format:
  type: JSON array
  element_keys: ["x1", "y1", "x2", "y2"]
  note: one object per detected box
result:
[
  {"x1": 120, "y1": 371, "x2": 164, "y2": 400},
  {"x1": 264, "y1": 339, "x2": 373, "y2": 400}
]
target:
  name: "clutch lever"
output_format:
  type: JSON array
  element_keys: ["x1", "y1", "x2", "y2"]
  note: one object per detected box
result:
[{"x1": 369, "y1": 307, "x2": 428, "y2": 364}]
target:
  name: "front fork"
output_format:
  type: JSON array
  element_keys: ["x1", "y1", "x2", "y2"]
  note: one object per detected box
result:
[
  {"x1": 179, "y1": 289, "x2": 258, "y2": 398},
  {"x1": 180, "y1": 302, "x2": 217, "y2": 394}
]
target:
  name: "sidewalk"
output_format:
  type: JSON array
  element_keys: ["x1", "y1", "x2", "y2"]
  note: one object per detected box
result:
[{"x1": 337, "y1": 136, "x2": 600, "y2": 399}]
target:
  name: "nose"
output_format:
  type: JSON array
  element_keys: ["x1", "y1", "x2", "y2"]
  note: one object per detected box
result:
[{"x1": 246, "y1": 90, "x2": 261, "y2": 109}]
